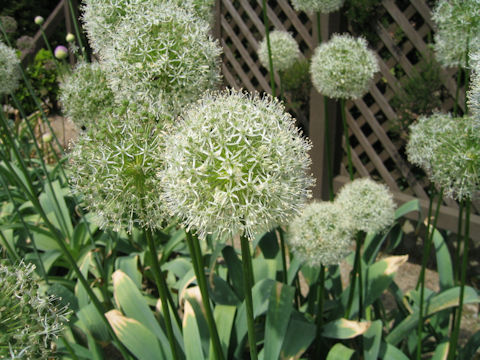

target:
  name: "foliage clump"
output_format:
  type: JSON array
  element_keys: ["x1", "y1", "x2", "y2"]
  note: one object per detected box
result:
[{"x1": 0, "y1": 41, "x2": 20, "y2": 95}]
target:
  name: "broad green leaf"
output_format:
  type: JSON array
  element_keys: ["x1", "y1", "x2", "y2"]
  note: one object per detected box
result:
[
  {"x1": 46, "y1": 283, "x2": 79, "y2": 312},
  {"x1": 164, "y1": 257, "x2": 193, "y2": 279},
  {"x1": 112, "y1": 269, "x2": 169, "y2": 357},
  {"x1": 432, "y1": 229, "x2": 454, "y2": 290},
  {"x1": 222, "y1": 245, "x2": 244, "y2": 299},
  {"x1": 258, "y1": 230, "x2": 279, "y2": 259},
  {"x1": 211, "y1": 305, "x2": 236, "y2": 360},
  {"x1": 253, "y1": 257, "x2": 277, "y2": 281},
  {"x1": 39, "y1": 249, "x2": 61, "y2": 272},
  {"x1": 75, "y1": 252, "x2": 94, "y2": 308},
  {"x1": 115, "y1": 255, "x2": 142, "y2": 289},
  {"x1": 40, "y1": 180, "x2": 73, "y2": 240},
  {"x1": 322, "y1": 318, "x2": 371, "y2": 339},
  {"x1": 86, "y1": 332, "x2": 104, "y2": 360},
  {"x1": 363, "y1": 320, "x2": 382, "y2": 360},
  {"x1": 280, "y1": 312, "x2": 316, "y2": 360},
  {"x1": 77, "y1": 303, "x2": 110, "y2": 342},
  {"x1": 162, "y1": 228, "x2": 186, "y2": 261},
  {"x1": 395, "y1": 199, "x2": 420, "y2": 220},
  {"x1": 286, "y1": 256, "x2": 302, "y2": 286},
  {"x1": 208, "y1": 274, "x2": 240, "y2": 306},
  {"x1": 326, "y1": 343, "x2": 355, "y2": 360},
  {"x1": 264, "y1": 282, "x2": 295, "y2": 360},
  {"x1": 106, "y1": 310, "x2": 163, "y2": 360},
  {"x1": 378, "y1": 342, "x2": 409, "y2": 359},
  {"x1": 432, "y1": 340, "x2": 449, "y2": 360},
  {"x1": 183, "y1": 299, "x2": 206, "y2": 360}
]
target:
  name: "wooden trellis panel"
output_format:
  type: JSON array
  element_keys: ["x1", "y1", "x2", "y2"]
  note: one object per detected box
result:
[{"x1": 215, "y1": 0, "x2": 480, "y2": 238}]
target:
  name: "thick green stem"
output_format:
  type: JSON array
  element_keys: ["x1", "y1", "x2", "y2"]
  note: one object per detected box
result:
[
  {"x1": 454, "y1": 204, "x2": 464, "y2": 283},
  {"x1": 145, "y1": 229, "x2": 179, "y2": 360},
  {"x1": 278, "y1": 228, "x2": 288, "y2": 284},
  {"x1": 261, "y1": 0, "x2": 276, "y2": 97},
  {"x1": 340, "y1": 98, "x2": 354, "y2": 180},
  {"x1": 345, "y1": 234, "x2": 362, "y2": 319},
  {"x1": 324, "y1": 96, "x2": 334, "y2": 201},
  {"x1": 314, "y1": 265, "x2": 325, "y2": 358},
  {"x1": 240, "y1": 235, "x2": 258, "y2": 360},
  {"x1": 185, "y1": 232, "x2": 225, "y2": 360},
  {"x1": 453, "y1": 69, "x2": 462, "y2": 117},
  {"x1": 449, "y1": 199, "x2": 471, "y2": 360},
  {"x1": 416, "y1": 189, "x2": 443, "y2": 360}
]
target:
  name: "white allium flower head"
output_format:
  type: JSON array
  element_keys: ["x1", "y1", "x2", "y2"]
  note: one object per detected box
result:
[
  {"x1": 100, "y1": 1, "x2": 221, "y2": 118},
  {"x1": 0, "y1": 41, "x2": 21, "y2": 95},
  {"x1": 432, "y1": 0, "x2": 480, "y2": 68},
  {"x1": 82, "y1": 0, "x2": 216, "y2": 56},
  {"x1": 310, "y1": 34, "x2": 379, "y2": 99},
  {"x1": 288, "y1": 201, "x2": 353, "y2": 267},
  {"x1": 427, "y1": 116, "x2": 480, "y2": 200},
  {"x1": 290, "y1": 0, "x2": 345, "y2": 14},
  {"x1": 406, "y1": 112, "x2": 457, "y2": 175},
  {"x1": 258, "y1": 30, "x2": 300, "y2": 72},
  {"x1": 69, "y1": 114, "x2": 168, "y2": 232},
  {"x1": 59, "y1": 61, "x2": 114, "y2": 130},
  {"x1": 0, "y1": 261, "x2": 71, "y2": 359},
  {"x1": 335, "y1": 178, "x2": 396, "y2": 234},
  {"x1": 161, "y1": 90, "x2": 315, "y2": 240}
]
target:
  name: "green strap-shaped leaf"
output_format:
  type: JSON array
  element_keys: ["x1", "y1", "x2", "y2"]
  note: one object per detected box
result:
[
  {"x1": 394, "y1": 199, "x2": 420, "y2": 220},
  {"x1": 326, "y1": 343, "x2": 355, "y2": 360},
  {"x1": 222, "y1": 245, "x2": 244, "y2": 299},
  {"x1": 280, "y1": 312, "x2": 316, "y2": 360},
  {"x1": 459, "y1": 329, "x2": 480, "y2": 360},
  {"x1": 432, "y1": 229, "x2": 454, "y2": 290},
  {"x1": 112, "y1": 270, "x2": 169, "y2": 358},
  {"x1": 322, "y1": 318, "x2": 371, "y2": 339},
  {"x1": 378, "y1": 342, "x2": 409, "y2": 359},
  {"x1": 264, "y1": 282, "x2": 295, "y2": 360},
  {"x1": 211, "y1": 305, "x2": 236, "y2": 360},
  {"x1": 77, "y1": 302, "x2": 110, "y2": 342},
  {"x1": 106, "y1": 310, "x2": 163, "y2": 360},
  {"x1": 115, "y1": 254, "x2": 142, "y2": 289},
  {"x1": 363, "y1": 320, "x2": 382, "y2": 360},
  {"x1": 183, "y1": 299, "x2": 206, "y2": 360},
  {"x1": 432, "y1": 340, "x2": 449, "y2": 360}
]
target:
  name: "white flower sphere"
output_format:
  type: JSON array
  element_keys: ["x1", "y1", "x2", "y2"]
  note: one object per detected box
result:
[
  {"x1": 69, "y1": 114, "x2": 168, "y2": 232},
  {"x1": 310, "y1": 34, "x2": 379, "y2": 99},
  {"x1": 428, "y1": 116, "x2": 480, "y2": 200},
  {"x1": 101, "y1": 2, "x2": 221, "y2": 118},
  {"x1": 59, "y1": 62, "x2": 114, "y2": 130},
  {"x1": 335, "y1": 178, "x2": 396, "y2": 234},
  {"x1": 82, "y1": 0, "x2": 215, "y2": 56},
  {"x1": 161, "y1": 90, "x2": 315, "y2": 240},
  {"x1": 258, "y1": 30, "x2": 300, "y2": 72},
  {"x1": 432, "y1": 0, "x2": 480, "y2": 68},
  {"x1": 288, "y1": 201, "x2": 353, "y2": 267},
  {"x1": 406, "y1": 112, "x2": 457, "y2": 175},
  {"x1": 290, "y1": 0, "x2": 345, "y2": 14},
  {"x1": 0, "y1": 41, "x2": 21, "y2": 95}
]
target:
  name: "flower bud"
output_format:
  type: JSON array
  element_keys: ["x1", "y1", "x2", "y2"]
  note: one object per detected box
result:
[
  {"x1": 66, "y1": 33, "x2": 75, "y2": 42},
  {"x1": 54, "y1": 45, "x2": 68, "y2": 60},
  {"x1": 34, "y1": 16, "x2": 44, "y2": 25},
  {"x1": 42, "y1": 133, "x2": 53, "y2": 143}
]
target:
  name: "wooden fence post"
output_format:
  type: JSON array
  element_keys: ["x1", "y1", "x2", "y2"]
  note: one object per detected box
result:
[{"x1": 308, "y1": 11, "x2": 345, "y2": 200}]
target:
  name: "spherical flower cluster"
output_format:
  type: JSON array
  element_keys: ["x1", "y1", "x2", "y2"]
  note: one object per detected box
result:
[
  {"x1": 427, "y1": 116, "x2": 480, "y2": 200},
  {"x1": 16, "y1": 35, "x2": 35, "y2": 54},
  {"x1": 287, "y1": 201, "x2": 353, "y2": 267},
  {"x1": 101, "y1": 1, "x2": 221, "y2": 118},
  {"x1": 406, "y1": 112, "x2": 457, "y2": 174},
  {"x1": 82, "y1": 0, "x2": 215, "y2": 56},
  {"x1": 336, "y1": 178, "x2": 396, "y2": 234},
  {"x1": 69, "y1": 114, "x2": 168, "y2": 233},
  {"x1": 0, "y1": 261, "x2": 70, "y2": 359},
  {"x1": 161, "y1": 90, "x2": 315, "y2": 240},
  {"x1": 258, "y1": 30, "x2": 300, "y2": 72},
  {"x1": 432, "y1": 0, "x2": 480, "y2": 68},
  {"x1": 290, "y1": 0, "x2": 345, "y2": 14},
  {"x1": 54, "y1": 45, "x2": 68, "y2": 60},
  {"x1": 59, "y1": 61, "x2": 114, "y2": 130},
  {"x1": 0, "y1": 41, "x2": 21, "y2": 95},
  {"x1": 0, "y1": 16, "x2": 17, "y2": 33},
  {"x1": 310, "y1": 34, "x2": 378, "y2": 99}
]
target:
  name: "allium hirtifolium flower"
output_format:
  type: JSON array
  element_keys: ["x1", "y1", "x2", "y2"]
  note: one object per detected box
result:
[
  {"x1": 161, "y1": 90, "x2": 315, "y2": 240},
  {"x1": 288, "y1": 201, "x2": 353, "y2": 267},
  {"x1": 432, "y1": 0, "x2": 480, "y2": 68},
  {"x1": 336, "y1": 178, "x2": 396, "y2": 234},
  {"x1": 100, "y1": 1, "x2": 221, "y2": 118},
  {"x1": 0, "y1": 262, "x2": 70, "y2": 359},
  {"x1": 406, "y1": 112, "x2": 457, "y2": 175},
  {"x1": 0, "y1": 41, "x2": 21, "y2": 95},
  {"x1": 421, "y1": 116, "x2": 480, "y2": 201},
  {"x1": 290, "y1": 0, "x2": 345, "y2": 14},
  {"x1": 68, "y1": 113, "x2": 169, "y2": 232},
  {"x1": 258, "y1": 30, "x2": 300, "y2": 72},
  {"x1": 82, "y1": 0, "x2": 215, "y2": 56},
  {"x1": 59, "y1": 61, "x2": 114, "y2": 130},
  {"x1": 310, "y1": 34, "x2": 379, "y2": 100}
]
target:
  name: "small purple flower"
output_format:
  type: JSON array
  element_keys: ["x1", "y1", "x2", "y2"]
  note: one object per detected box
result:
[{"x1": 54, "y1": 45, "x2": 68, "y2": 60}]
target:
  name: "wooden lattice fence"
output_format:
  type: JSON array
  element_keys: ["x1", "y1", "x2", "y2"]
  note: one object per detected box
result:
[{"x1": 215, "y1": 0, "x2": 480, "y2": 239}]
